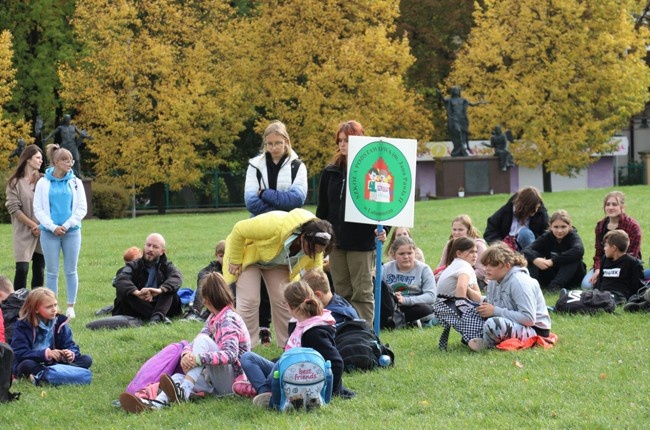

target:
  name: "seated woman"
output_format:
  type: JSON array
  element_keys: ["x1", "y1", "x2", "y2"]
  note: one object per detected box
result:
[
  {"x1": 436, "y1": 237, "x2": 482, "y2": 303},
  {"x1": 469, "y1": 243, "x2": 551, "y2": 351},
  {"x1": 484, "y1": 186, "x2": 548, "y2": 251},
  {"x1": 382, "y1": 237, "x2": 436, "y2": 326},
  {"x1": 385, "y1": 227, "x2": 425, "y2": 263},
  {"x1": 523, "y1": 210, "x2": 586, "y2": 291},
  {"x1": 581, "y1": 191, "x2": 644, "y2": 289},
  {"x1": 436, "y1": 215, "x2": 487, "y2": 287}
]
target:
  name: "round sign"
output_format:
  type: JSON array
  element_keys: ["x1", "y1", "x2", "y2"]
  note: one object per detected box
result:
[{"x1": 348, "y1": 140, "x2": 412, "y2": 221}]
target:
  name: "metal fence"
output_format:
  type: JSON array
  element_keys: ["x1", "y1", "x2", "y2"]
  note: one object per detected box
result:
[
  {"x1": 617, "y1": 162, "x2": 644, "y2": 186},
  {"x1": 134, "y1": 171, "x2": 321, "y2": 211}
]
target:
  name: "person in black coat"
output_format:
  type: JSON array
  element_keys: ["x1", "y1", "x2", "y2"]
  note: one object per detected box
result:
[
  {"x1": 484, "y1": 186, "x2": 548, "y2": 251},
  {"x1": 523, "y1": 210, "x2": 586, "y2": 291}
]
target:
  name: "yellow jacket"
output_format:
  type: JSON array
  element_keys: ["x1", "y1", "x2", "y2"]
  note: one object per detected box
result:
[{"x1": 223, "y1": 208, "x2": 324, "y2": 284}]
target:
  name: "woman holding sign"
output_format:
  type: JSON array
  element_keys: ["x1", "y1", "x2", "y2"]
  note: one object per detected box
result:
[{"x1": 316, "y1": 120, "x2": 386, "y2": 326}]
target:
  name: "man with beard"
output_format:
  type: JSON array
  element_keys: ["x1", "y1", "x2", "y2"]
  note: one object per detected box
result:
[{"x1": 112, "y1": 233, "x2": 183, "y2": 324}]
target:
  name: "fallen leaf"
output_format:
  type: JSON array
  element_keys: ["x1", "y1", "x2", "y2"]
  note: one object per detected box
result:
[
  {"x1": 40, "y1": 390, "x2": 47, "y2": 397},
  {"x1": 600, "y1": 373, "x2": 607, "y2": 380},
  {"x1": 513, "y1": 360, "x2": 524, "y2": 368}
]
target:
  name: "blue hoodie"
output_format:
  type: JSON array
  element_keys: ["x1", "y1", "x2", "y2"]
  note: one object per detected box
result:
[{"x1": 42, "y1": 167, "x2": 77, "y2": 230}]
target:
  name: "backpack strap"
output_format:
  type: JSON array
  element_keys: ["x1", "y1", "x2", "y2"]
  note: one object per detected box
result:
[{"x1": 290, "y1": 159, "x2": 302, "y2": 183}]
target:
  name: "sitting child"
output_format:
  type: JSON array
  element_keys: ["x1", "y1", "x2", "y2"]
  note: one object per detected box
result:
[
  {"x1": 241, "y1": 281, "x2": 351, "y2": 408},
  {"x1": 469, "y1": 243, "x2": 551, "y2": 351},
  {"x1": 595, "y1": 230, "x2": 644, "y2": 302},
  {"x1": 523, "y1": 210, "x2": 586, "y2": 291},
  {"x1": 119, "y1": 272, "x2": 252, "y2": 413},
  {"x1": 385, "y1": 227, "x2": 426, "y2": 263},
  {"x1": 436, "y1": 237, "x2": 482, "y2": 303},
  {"x1": 382, "y1": 237, "x2": 436, "y2": 327},
  {"x1": 301, "y1": 269, "x2": 359, "y2": 324},
  {"x1": 11, "y1": 288, "x2": 92, "y2": 384},
  {"x1": 184, "y1": 240, "x2": 226, "y2": 322}
]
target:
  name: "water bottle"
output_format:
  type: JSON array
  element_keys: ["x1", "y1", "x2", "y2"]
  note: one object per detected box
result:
[
  {"x1": 378, "y1": 354, "x2": 392, "y2": 367},
  {"x1": 324, "y1": 360, "x2": 333, "y2": 404},
  {"x1": 271, "y1": 370, "x2": 281, "y2": 410}
]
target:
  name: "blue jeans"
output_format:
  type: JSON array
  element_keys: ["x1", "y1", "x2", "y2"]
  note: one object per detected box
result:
[
  {"x1": 516, "y1": 227, "x2": 535, "y2": 250},
  {"x1": 40, "y1": 229, "x2": 81, "y2": 305},
  {"x1": 240, "y1": 351, "x2": 278, "y2": 394}
]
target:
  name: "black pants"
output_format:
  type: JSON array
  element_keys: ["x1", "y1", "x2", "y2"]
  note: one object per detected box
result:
[
  {"x1": 528, "y1": 261, "x2": 585, "y2": 291},
  {"x1": 113, "y1": 291, "x2": 182, "y2": 320},
  {"x1": 14, "y1": 253, "x2": 45, "y2": 290},
  {"x1": 259, "y1": 278, "x2": 272, "y2": 329}
]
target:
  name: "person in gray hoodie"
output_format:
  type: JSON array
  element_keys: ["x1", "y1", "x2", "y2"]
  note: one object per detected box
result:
[{"x1": 469, "y1": 243, "x2": 551, "y2": 351}]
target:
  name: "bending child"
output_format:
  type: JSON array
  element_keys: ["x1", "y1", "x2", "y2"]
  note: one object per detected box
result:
[
  {"x1": 468, "y1": 243, "x2": 551, "y2": 351},
  {"x1": 11, "y1": 288, "x2": 92, "y2": 384}
]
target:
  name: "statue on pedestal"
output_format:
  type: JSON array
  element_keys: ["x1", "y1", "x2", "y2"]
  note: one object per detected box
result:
[
  {"x1": 9, "y1": 139, "x2": 26, "y2": 159},
  {"x1": 43, "y1": 114, "x2": 92, "y2": 177},
  {"x1": 437, "y1": 86, "x2": 487, "y2": 157},
  {"x1": 482, "y1": 125, "x2": 515, "y2": 171}
]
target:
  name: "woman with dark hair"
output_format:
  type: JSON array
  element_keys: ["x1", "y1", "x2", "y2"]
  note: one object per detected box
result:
[
  {"x1": 5, "y1": 144, "x2": 45, "y2": 290},
  {"x1": 484, "y1": 186, "x2": 548, "y2": 251},
  {"x1": 316, "y1": 120, "x2": 386, "y2": 327},
  {"x1": 224, "y1": 208, "x2": 334, "y2": 348}
]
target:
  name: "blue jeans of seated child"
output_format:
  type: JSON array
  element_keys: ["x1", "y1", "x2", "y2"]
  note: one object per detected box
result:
[
  {"x1": 516, "y1": 227, "x2": 535, "y2": 251},
  {"x1": 240, "y1": 351, "x2": 279, "y2": 394},
  {"x1": 16, "y1": 354, "x2": 93, "y2": 379}
]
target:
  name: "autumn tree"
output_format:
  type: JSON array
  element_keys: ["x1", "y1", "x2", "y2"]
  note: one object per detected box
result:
[
  {"x1": 397, "y1": 0, "x2": 475, "y2": 140},
  {"x1": 445, "y1": 0, "x2": 650, "y2": 179},
  {"x1": 0, "y1": 0, "x2": 79, "y2": 133},
  {"x1": 0, "y1": 30, "x2": 31, "y2": 167},
  {"x1": 58, "y1": 0, "x2": 252, "y2": 191},
  {"x1": 242, "y1": 0, "x2": 434, "y2": 172}
]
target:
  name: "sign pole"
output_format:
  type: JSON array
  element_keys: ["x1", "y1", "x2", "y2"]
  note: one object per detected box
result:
[{"x1": 373, "y1": 224, "x2": 384, "y2": 335}]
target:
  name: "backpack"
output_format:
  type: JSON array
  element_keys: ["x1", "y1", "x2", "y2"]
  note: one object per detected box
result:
[
  {"x1": 0, "y1": 342, "x2": 20, "y2": 403},
  {"x1": 432, "y1": 296, "x2": 485, "y2": 350},
  {"x1": 125, "y1": 340, "x2": 188, "y2": 394},
  {"x1": 555, "y1": 289, "x2": 616, "y2": 314},
  {"x1": 335, "y1": 319, "x2": 395, "y2": 372},
  {"x1": 0, "y1": 288, "x2": 28, "y2": 344},
  {"x1": 36, "y1": 364, "x2": 92, "y2": 386},
  {"x1": 271, "y1": 347, "x2": 333, "y2": 412},
  {"x1": 86, "y1": 315, "x2": 143, "y2": 331},
  {"x1": 256, "y1": 158, "x2": 303, "y2": 184}
]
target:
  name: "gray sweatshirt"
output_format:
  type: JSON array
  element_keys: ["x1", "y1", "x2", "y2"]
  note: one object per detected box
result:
[
  {"x1": 382, "y1": 260, "x2": 437, "y2": 306},
  {"x1": 486, "y1": 266, "x2": 551, "y2": 330}
]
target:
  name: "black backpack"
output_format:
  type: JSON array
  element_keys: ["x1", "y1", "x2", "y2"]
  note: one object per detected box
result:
[
  {"x1": 555, "y1": 289, "x2": 616, "y2": 314},
  {"x1": 0, "y1": 342, "x2": 20, "y2": 403},
  {"x1": 0, "y1": 288, "x2": 28, "y2": 344},
  {"x1": 335, "y1": 319, "x2": 394, "y2": 372}
]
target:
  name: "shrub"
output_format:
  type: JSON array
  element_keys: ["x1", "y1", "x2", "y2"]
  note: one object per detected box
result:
[
  {"x1": 92, "y1": 181, "x2": 130, "y2": 219},
  {"x1": 0, "y1": 169, "x2": 10, "y2": 223}
]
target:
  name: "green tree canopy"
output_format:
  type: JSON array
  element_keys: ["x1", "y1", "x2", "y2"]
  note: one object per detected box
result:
[{"x1": 445, "y1": 0, "x2": 650, "y2": 176}]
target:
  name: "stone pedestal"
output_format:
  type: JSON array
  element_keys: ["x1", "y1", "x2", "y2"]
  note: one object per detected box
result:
[
  {"x1": 435, "y1": 156, "x2": 511, "y2": 198},
  {"x1": 638, "y1": 152, "x2": 650, "y2": 185}
]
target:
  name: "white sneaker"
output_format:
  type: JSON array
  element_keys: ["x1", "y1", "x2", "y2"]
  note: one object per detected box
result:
[{"x1": 66, "y1": 307, "x2": 76, "y2": 319}]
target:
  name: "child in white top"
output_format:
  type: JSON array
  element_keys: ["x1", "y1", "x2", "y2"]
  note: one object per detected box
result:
[{"x1": 436, "y1": 237, "x2": 481, "y2": 302}]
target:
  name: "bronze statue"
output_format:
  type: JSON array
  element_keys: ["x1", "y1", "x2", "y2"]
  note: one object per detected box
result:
[
  {"x1": 482, "y1": 125, "x2": 515, "y2": 171},
  {"x1": 43, "y1": 114, "x2": 91, "y2": 177},
  {"x1": 438, "y1": 87, "x2": 487, "y2": 157},
  {"x1": 9, "y1": 139, "x2": 26, "y2": 159}
]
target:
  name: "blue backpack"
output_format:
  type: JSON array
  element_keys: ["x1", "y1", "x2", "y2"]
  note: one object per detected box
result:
[{"x1": 271, "y1": 347, "x2": 333, "y2": 412}]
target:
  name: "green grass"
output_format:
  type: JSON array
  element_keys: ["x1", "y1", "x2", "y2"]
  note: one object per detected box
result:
[{"x1": 1, "y1": 186, "x2": 649, "y2": 429}]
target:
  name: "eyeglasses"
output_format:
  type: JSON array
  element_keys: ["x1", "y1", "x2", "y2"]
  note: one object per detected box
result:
[
  {"x1": 265, "y1": 141, "x2": 285, "y2": 148},
  {"x1": 59, "y1": 159, "x2": 75, "y2": 165}
]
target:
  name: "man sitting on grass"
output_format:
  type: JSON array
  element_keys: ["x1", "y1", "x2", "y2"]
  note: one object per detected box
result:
[{"x1": 113, "y1": 233, "x2": 183, "y2": 324}]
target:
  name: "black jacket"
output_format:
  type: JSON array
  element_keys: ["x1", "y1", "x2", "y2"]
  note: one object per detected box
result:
[
  {"x1": 484, "y1": 194, "x2": 549, "y2": 244},
  {"x1": 112, "y1": 254, "x2": 183, "y2": 311},
  {"x1": 289, "y1": 324, "x2": 345, "y2": 396},
  {"x1": 316, "y1": 164, "x2": 380, "y2": 251},
  {"x1": 523, "y1": 228, "x2": 585, "y2": 266}
]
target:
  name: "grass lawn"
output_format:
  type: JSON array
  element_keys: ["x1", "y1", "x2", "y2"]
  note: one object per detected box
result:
[{"x1": 1, "y1": 185, "x2": 649, "y2": 429}]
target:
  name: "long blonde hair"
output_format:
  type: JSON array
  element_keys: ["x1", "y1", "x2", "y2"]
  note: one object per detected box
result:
[{"x1": 19, "y1": 288, "x2": 58, "y2": 327}]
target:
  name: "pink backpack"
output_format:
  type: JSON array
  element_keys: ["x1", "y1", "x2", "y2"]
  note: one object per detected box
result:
[{"x1": 126, "y1": 340, "x2": 188, "y2": 394}]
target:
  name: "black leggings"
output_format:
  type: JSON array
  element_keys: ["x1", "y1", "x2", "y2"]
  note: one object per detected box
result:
[{"x1": 14, "y1": 253, "x2": 45, "y2": 290}]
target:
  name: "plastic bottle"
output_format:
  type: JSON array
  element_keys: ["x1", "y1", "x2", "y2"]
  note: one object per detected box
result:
[
  {"x1": 324, "y1": 360, "x2": 333, "y2": 403},
  {"x1": 378, "y1": 354, "x2": 392, "y2": 367},
  {"x1": 271, "y1": 370, "x2": 281, "y2": 410}
]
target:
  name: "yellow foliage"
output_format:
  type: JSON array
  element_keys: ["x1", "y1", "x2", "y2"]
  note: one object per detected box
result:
[
  {"x1": 446, "y1": 0, "x2": 650, "y2": 176},
  {"x1": 0, "y1": 30, "x2": 31, "y2": 167}
]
